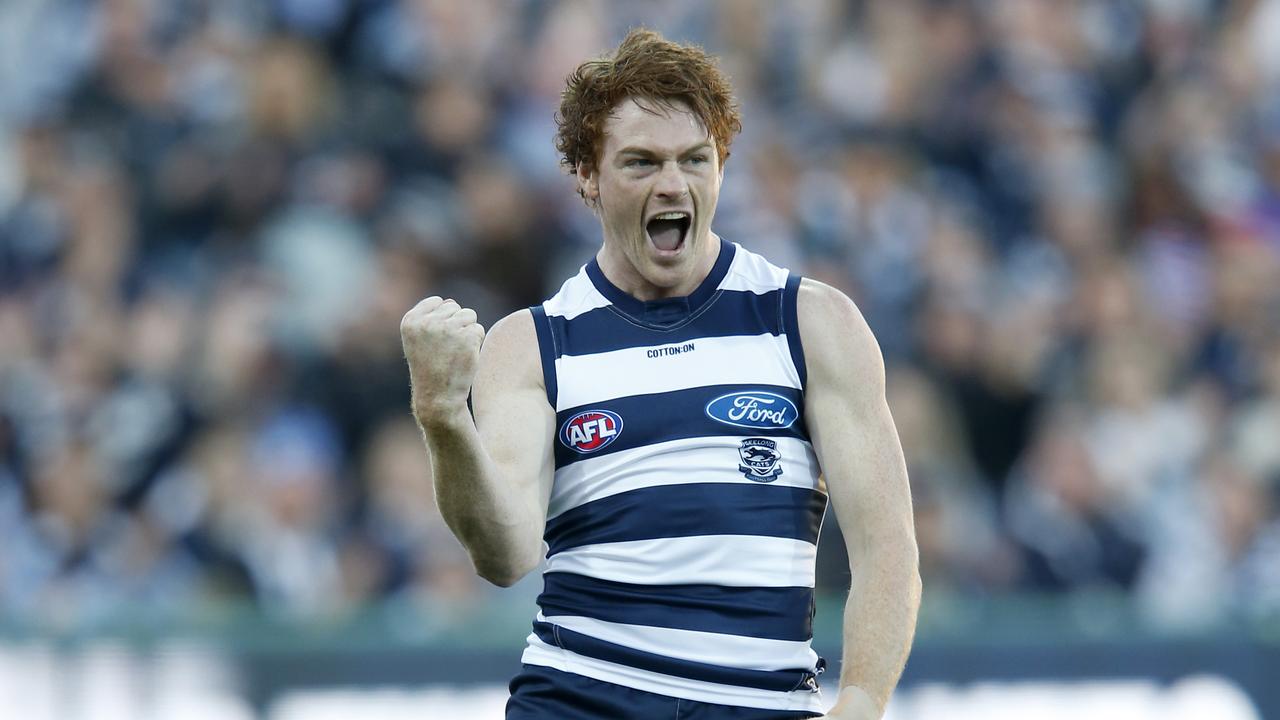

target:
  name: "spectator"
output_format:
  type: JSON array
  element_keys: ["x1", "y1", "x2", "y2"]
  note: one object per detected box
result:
[{"x1": 0, "y1": 0, "x2": 1277, "y2": 629}]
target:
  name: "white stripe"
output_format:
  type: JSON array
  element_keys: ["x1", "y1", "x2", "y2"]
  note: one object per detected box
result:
[
  {"x1": 554, "y1": 333, "x2": 802, "y2": 410},
  {"x1": 544, "y1": 535, "x2": 818, "y2": 587},
  {"x1": 520, "y1": 637, "x2": 827, "y2": 713},
  {"x1": 548, "y1": 436, "x2": 822, "y2": 519},
  {"x1": 537, "y1": 613, "x2": 820, "y2": 672},
  {"x1": 718, "y1": 243, "x2": 790, "y2": 294},
  {"x1": 544, "y1": 267, "x2": 611, "y2": 320}
]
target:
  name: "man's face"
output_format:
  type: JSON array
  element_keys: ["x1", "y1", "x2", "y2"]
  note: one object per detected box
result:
[{"x1": 579, "y1": 97, "x2": 723, "y2": 297}]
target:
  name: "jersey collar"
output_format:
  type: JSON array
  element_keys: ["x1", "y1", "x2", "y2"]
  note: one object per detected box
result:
[{"x1": 586, "y1": 237, "x2": 736, "y2": 328}]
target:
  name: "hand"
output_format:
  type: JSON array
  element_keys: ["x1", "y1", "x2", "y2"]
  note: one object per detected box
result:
[
  {"x1": 400, "y1": 296, "x2": 486, "y2": 422},
  {"x1": 819, "y1": 708, "x2": 878, "y2": 720},
  {"x1": 819, "y1": 686, "x2": 882, "y2": 720}
]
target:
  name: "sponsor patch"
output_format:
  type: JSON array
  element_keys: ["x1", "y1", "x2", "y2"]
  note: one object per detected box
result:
[
  {"x1": 559, "y1": 409, "x2": 624, "y2": 453},
  {"x1": 705, "y1": 391, "x2": 798, "y2": 429},
  {"x1": 738, "y1": 437, "x2": 783, "y2": 482}
]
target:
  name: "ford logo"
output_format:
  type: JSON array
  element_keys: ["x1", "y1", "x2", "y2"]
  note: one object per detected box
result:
[{"x1": 705, "y1": 391, "x2": 798, "y2": 429}]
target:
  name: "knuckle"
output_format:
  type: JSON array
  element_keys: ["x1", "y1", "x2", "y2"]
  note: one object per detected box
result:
[
  {"x1": 447, "y1": 307, "x2": 476, "y2": 323},
  {"x1": 403, "y1": 296, "x2": 446, "y2": 327},
  {"x1": 434, "y1": 302, "x2": 462, "y2": 320}
]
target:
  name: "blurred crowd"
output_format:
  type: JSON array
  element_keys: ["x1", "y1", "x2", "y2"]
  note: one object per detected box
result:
[{"x1": 1, "y1": 0, "x2": 1278, "y2": 632}]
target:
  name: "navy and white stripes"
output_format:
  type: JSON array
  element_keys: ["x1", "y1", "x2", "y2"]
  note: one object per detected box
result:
[
  {"x1": 522, "y1": 240, "x2": 827, "y2": 714},
  {"x1": 551, "y1": 383, "x2": 808, "y2": 468}
]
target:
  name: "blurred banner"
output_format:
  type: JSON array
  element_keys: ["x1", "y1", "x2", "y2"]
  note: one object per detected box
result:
[
  {"x1": 0, "y1": 593, "x2": 1274, "y2": 719},
  {"x1": 0, "y1": 637, "x2": 1269, "y2": 720}
]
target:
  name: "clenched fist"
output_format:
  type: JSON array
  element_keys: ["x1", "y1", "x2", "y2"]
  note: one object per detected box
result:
[{"x1": 400, "y1": 296, "x2": 486, "y2": 422}]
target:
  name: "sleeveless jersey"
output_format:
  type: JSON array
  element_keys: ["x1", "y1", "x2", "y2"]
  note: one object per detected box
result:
[{"x1": 520, "y1": 239, "x2": 829, "y2": 714}]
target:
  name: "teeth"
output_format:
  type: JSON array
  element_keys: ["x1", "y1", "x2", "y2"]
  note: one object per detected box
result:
[{"x1": 652, "y1": 212, "x2": 688, "y2": 220}]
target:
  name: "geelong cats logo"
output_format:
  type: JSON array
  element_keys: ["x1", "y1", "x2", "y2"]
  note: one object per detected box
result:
[
  {"x1": 738, "y1": 438, "x2": 783, "y2": 482},
  {"x1": 560, "y1": 410, "x2": 623, "y2": 453},
  {"x1": 705, "y1": 391, "x2": 798, "y2": 429}
]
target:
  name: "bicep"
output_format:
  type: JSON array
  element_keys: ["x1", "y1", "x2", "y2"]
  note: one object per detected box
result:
[
  {"x1": 471, "y1": 311, "x2": 558, "y2": 521},
  {"x1": 799, "y1": 282, "x2": 913, "y2": 554}
]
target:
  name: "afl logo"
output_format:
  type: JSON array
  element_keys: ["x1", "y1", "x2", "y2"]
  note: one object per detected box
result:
[
  {"x1": 705, "y1": 391, "x2": 798, "y2": 429},
  {"x1": 560, "y1": 410, "x2": 624, "y2": 453}
]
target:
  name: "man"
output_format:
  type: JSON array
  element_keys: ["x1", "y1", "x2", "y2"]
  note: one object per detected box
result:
[{"x1": 401, "y1": 29, "x2": 920, "y2": 720}]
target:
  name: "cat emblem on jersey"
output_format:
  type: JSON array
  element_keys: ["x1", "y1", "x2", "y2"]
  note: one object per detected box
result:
[{"x1": 738, "y1": 438, "x2": 783, "y2": 482}]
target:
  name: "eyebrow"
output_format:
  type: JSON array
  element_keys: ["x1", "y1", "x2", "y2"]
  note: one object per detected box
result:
[{"x1": 616, "y1": 142, "x2": 713, "y2": 157}]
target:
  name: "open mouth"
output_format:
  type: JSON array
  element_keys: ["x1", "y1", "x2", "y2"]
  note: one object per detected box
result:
[{"x1": 645, "y1": 211, "x2": 690, "y2": 253}]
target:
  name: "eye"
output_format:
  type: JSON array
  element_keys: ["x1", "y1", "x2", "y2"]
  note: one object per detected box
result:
[
  {"x1": 687, "y1": 154, "x2": 709, "y2": 164},
  {"x1": 625, "y1": 157, "x2": 654, "y2": 168}
]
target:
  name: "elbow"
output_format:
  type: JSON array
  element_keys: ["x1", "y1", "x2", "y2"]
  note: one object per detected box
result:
[
  {"x1": 476, "y1": 565, "x2": 527, "y2": 588},
  {"x1": 852, "y1": 530, "x2": 922, "y2": 597},
  {"x1": 905, "y1": 541, "x2": 923, "y2": 609},
  {"x1": 473, "y1": 553, "x2": 540, "y2": 588},
  {"x1": 903, "y1": 531, "x2": 923, "y2": 584}
]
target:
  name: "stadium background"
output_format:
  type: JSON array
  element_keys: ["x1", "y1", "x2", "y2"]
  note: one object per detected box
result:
[{"x1": 1, "y1": 0, "x2": 1278, "y2": 717}]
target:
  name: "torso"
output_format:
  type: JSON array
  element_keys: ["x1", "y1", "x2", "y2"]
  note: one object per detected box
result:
[{"x1": 521, "y1": 239, "x2": 829, "y2": 713}]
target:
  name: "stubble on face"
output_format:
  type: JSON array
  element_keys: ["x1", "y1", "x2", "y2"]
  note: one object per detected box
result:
[{"x1": 583, "y1": 97, "x2": 723, "y2": 301}]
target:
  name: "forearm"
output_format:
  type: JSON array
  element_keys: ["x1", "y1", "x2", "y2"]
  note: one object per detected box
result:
[
  {"x1": 830, "y1": 535, "x2": 921, "y2": 718},
  {"x1": 418, "y1": 406, "x2": 544, "y2": 586}
]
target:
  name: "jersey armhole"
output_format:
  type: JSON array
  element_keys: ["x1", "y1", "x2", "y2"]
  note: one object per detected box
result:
[
  {"x1": 529, "y1": 305, "x2": 558, "y2": 409},
  {"x1": 782, "y1": 273, "x2": 807, "y2": 389}
]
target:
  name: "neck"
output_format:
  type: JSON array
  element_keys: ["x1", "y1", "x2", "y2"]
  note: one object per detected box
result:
[{"x1": 596, "y1": 234, "x2": 722, "y2": 302}]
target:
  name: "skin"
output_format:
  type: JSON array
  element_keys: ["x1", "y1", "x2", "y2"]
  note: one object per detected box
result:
[
  {"x1": 798, "y1": 278, "x2": 922, "y2": 719},
  {"x1": 400, "y1": 96, "x2": 919, "y2": 720},
  {"x1": 578, "y1": 97, "x2": 724, "y2": 300}
]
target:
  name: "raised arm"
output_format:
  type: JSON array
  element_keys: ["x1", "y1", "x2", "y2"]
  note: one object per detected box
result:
[
  {"x1": 798, "y1": 280, "x2": 921, "y2": 720},
  {"x1": 400, "y1": 298, "x2": 556, "y2": 587}
]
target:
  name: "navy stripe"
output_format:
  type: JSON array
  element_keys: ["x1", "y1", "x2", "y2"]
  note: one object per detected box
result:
[
  {"x1": 554, "y1": 383, "x2": 807, "y2": 468},
  {"x1": 544, "y1": 483, "x2": 827, "y2": 556},
  {"x1": 547, "y1": 288, "x2": 783, "y2": 359},
  {"x1": 530, "y1": 306, "x2": 558, "y2": 408},
  {"x1": 531, "y1": 621, "x2": 820, "y2": 693},
  {"x1": 783, "y1": 273, "x2": 806, "y2": 388},
  {"x1": 537, "y1": 572, "x2": 816, "y2": 642},
  {"x1": 509, "y1": 664, "x2": 824, "y2": 719}
]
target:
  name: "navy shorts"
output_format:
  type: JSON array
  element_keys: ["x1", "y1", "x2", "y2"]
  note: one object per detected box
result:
[{"x1": 506, "y1": 664, "x2": 824, "y2": 720}]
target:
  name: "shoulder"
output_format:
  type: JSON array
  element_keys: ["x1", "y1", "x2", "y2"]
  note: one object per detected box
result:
[
  {"x1": 796, "y1": 278, "x2": 885, "y2": 393},
  {"x1": 721, "y1": 241, "x2": 789, "y2": 291},
  {"x1": 544, "y1": 265, "x2": 604, "y2": 319}
]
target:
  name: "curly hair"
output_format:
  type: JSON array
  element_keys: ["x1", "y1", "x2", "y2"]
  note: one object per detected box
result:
[{"x1": 555, "y1": 29, "x2": 742, "y2": 185}]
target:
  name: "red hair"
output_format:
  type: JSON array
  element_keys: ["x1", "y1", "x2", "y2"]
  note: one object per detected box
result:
[{"x1": 555, "y1": 28, "x2": 742, "y2": 187}]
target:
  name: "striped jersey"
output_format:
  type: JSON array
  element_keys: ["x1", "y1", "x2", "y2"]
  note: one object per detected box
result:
[{"x1": 521, "y1": 238, "x2": 829, "y2": 714}]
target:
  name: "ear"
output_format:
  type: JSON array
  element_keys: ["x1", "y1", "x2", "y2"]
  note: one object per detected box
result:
[{"x1": 576, "y1": 160, "x2": 599, "y2": 205}]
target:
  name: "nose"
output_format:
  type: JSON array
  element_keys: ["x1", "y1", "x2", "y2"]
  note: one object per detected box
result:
[{"x1": 654, "y1": 161, "x2": 689, "y2": 199}]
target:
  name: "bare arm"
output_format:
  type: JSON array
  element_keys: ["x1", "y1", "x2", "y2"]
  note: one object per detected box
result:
[
  {"x1": 798, "y1": 280, "x2": 921, "y2": 719},
  {"x1": 401, "y1": 299, "x2": 555, "y2": 587}
]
